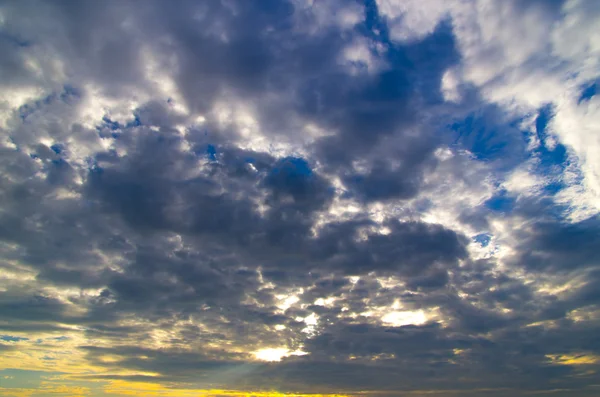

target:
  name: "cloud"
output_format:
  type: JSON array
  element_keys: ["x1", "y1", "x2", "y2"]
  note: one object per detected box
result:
[
  {"x1": 1, "y1": 0, "x2": 600, "y2": 396},
  {"x1": 378, "y1": 0, "x2": 600, "y2": 220}
]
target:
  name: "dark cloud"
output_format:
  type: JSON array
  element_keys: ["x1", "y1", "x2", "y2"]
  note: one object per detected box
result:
[
  {"x1": 509, "y1": 216, "x2": 600, "y2": 273},
  {"x1": 1, "y1": 0, "x2": 599, "y2": 395}
]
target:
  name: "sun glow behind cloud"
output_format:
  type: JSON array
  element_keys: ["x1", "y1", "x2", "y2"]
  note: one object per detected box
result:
[
  {"x1": 1, "y1": 0, "x2": 600, "y2": 395},
  {"x1": 381, "y1": 310, "x2": 427, "y2": 327},
  {"x1": 253, "y1": 348, "x2": 308, "y2": 362}
]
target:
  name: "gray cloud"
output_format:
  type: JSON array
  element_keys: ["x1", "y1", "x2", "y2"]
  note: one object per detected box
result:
[{"x1": 1, "y1": 0, "x2": 599, "y2": 395}]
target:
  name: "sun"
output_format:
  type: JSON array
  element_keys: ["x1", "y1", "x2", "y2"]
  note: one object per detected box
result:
[
  {"x1": 253, "y1": 348, "x2": 290, "y2": 362},
  {"x1": 252, "y1": 348, "x2": 308, "y2": 362},
  {"x1": 381, "y1": 310, "x2": 427, "y2": 327}
]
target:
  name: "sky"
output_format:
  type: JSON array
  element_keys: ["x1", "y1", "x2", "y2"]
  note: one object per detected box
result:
[{"x1": 0, "y1": 0, "x2": 600, "y2": 396}]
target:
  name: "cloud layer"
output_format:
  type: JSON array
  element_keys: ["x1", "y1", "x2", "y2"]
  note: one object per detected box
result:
[{"x1": 1, "y1": 0, "x2": 599, "y2": 396}]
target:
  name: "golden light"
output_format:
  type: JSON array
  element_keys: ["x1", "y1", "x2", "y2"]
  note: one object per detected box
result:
[
  {"x1": 253, "y1": 348, "x2": 308, "y2": 362},
  {"x1": 546, "y1": 353, "x2": 600, "y2": 366},
  {"x1": 253, "y1": 348, "x2": 290, "y2": 362},
  {"x1": 381, "y1": 310, "x2": 427, "y2": 327}
]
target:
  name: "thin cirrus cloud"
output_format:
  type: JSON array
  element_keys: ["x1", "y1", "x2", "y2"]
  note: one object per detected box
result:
[{"x1": 0, "y1": 0, "x2": 599, "y2": 396}]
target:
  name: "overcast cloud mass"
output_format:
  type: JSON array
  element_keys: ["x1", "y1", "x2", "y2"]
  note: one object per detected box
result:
[{"x1": 1, "y1": 0, "x2": 600, "y2": 396}]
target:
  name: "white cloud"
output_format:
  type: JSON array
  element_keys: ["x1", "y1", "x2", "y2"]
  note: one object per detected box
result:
[
  {"x1": 377, "y1": 0, "x2": 452, "y2": 42},
  {"x1": 379, "y1": 0, "x2": 600, "y2": 221}
]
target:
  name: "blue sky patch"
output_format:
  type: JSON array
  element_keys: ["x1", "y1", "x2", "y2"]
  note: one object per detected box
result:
[
  {"x1": 543, "y1": 181, "x2": 565, "y2": 195},
  {"x1": 101, "y1": 116, "x2": 121, "y2": 131},
  {"x1": 126, "y1": 114, "x2": 142, "y2": 128},
  {"x1": 206, "y1": 144, "x2": 217, "y2": 161},
  {"x1": 450, "y1": 112, "x2": 517, "y2": 162},
  {"x1": 50, "y1": 144, "x2": 63, "y2": 155},
  {"x1": 485, "y1": 191, "x2": 516, "y2": 213},
  {"x1": 578, "y1": 81, "x2": 597, "y2": 103},
  {"x1": 532, "y1": 105, "x2": 568, "y2": 178},
  {"x1": 473, "y1": 233, "x2": 492, "y2": 247}
]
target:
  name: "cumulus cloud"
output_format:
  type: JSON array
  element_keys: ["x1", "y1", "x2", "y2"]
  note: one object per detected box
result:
[{"x1": 1, "y1": 0, "x2": 599, "y2": 396}]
